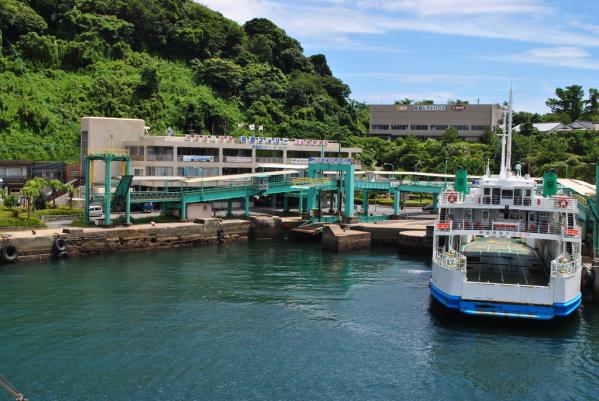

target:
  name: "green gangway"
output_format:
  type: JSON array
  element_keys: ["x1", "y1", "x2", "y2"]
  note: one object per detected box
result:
[{"x1": 111, "y1": 175, "x2": 134, "y2": 210}]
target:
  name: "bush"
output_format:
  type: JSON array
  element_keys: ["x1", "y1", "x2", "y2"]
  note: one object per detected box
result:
[{"x1": 3, "y1": 194, "x2": 18, "y2": 208}]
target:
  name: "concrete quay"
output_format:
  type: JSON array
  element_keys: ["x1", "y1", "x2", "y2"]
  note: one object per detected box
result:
[{"x1": 322, "y1": 224, "x2": 371, "y2": 251}]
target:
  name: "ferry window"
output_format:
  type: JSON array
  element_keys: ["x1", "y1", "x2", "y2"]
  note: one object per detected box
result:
[
  {"x1": 484, "y1": 188, "x2": 490, "y2": 195},
  {"x1": 514, "y1": 189, "x2": 523, "y2": 205},
  {"x1": 525, "y1": 189, "x2": 531, "y2": 196},
  {"x1": 501, "y1": 190, "x2": 513, "y2": 199},
  {"x1": 492, "y1": 188, "x2": 500, "y2": 204},
  {"x1": 482, "y1": 211, "x2": 489, "y2": 220}
]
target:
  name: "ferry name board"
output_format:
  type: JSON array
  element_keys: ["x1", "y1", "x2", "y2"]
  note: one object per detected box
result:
[{"x1": 396, "y1": 105, "x2": 467, "y2": 111}]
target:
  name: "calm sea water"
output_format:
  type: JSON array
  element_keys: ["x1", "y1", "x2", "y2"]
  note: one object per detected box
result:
[{"x1": 1, "y1": 242, "x2": 598, "y2": 401}]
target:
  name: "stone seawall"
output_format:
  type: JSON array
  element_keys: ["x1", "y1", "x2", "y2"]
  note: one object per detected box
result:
[{"x1": 1, "y1": 219, "x2": 254, "y2": 263}]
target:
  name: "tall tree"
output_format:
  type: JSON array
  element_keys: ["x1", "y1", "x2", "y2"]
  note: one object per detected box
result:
[
  {"x1": 546, "y1": 85, "x2": 585, "y2": 122},
  {"x1": 585, "y1": 88, "x2": 599, "y2": 118}
]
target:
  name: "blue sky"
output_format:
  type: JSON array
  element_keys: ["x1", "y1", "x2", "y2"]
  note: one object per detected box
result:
[{"x1": 199, "y1": 0, "x2": 599, "y2": 113}]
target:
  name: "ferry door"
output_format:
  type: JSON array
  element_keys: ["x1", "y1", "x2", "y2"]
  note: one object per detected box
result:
[
  {"x1": 527, "y1": 212, "x2": 537, "y2": 233},
  {"x1": 481, "y1": 210, "x2": 490, "y2": 229}
]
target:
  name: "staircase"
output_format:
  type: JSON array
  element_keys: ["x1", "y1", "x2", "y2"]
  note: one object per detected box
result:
[{"x1": 111, "y1": 175, "x2": 134, "y2": 211}]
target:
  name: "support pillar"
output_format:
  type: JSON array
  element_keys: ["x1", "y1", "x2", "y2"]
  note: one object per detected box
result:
[
  {"x1": 227, "y1": 199, "x2": 233, "y2": 217},
  {"x1": 104, "y1": 158, "x2": 111, "y2": 226},
  {"x1": 125, "y1": 159, "x2": 131, "y2": 226},
  {"x1": 362, "y1": 190, "x2": 369, "y2": 215},
  {"x1": 283, "y1": 194, "x2": 289, "y2": 214},
  {"x1": 432, "y1": 192, "x2": 439, "y2": 211},
  {"x1": 84, "y1": 157, "x2": 90, "y2": 224},
  {"x1": 244, "y1": 195, "x2": 250, "y2": 217},
  {"x1": 393, "y1": 190, "x2": 400, "y2": 216},
  {"x1": 595, "y1": 161, "x2": 599, "y2": 258},
  {"x1": 329, "y1": 192, "x2": 334, "y2": 211},
  {"x1": 271, "y1": 194, "x2": 277, "y2": 209},
  {"x1": 343, "y1": 166, "x2": 355, "y2": 219},
  {"x1": 179, "y1": 201, "x2": 187, "y2": 221}
]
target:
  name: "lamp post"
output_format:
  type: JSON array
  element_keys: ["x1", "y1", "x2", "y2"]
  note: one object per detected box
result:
[
  {"x1": 384, "y1": 163, "x2": 395, "y2": 182},
  {"x1": 565, "y1": 162, "x2": 569, "y2": 179}
]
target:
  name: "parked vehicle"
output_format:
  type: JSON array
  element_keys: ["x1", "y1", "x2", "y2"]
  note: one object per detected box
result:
[
  {"x1": 142, "y1": 203, "x2": 153, "y2": 213},
  {"x1": 89, "y1": 205, "x2": 103, "y2": 217}
]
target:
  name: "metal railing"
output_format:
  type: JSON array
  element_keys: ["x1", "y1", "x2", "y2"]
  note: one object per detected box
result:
[
  {"x1": 224, "y1": 156, "x2": 253, "y2": 163},
  {"x1": 438, "y1": 193, "x2": 578, "y2": 212},
  {"x1": 177, "y1": 155, "x2": 219, "y2": 162},
  {"x1": 255, "y1": 157, "x2": 284, "y2": 163},
  {"x1": 359, "y1": 214, "x2": 388, "y2": 223},
  {"x1": 88, "y1": 149, "x2": 129, "y2": 157},
  {"x1": 434, "y1": 219, "x2": 578, "y2": 238},
  {"x1": 433, "y1": 250, "x2": 467, "y2": 271},
  {"x1": 550, "y1": 256, "x2": 580, "y2": 277}
]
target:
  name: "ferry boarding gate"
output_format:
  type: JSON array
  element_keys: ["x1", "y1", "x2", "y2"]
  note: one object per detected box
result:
[{"x1": 84, "y1": 149, "x2": 599, "y2": 257}]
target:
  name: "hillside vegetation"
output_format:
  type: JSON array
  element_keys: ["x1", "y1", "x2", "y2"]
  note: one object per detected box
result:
[
  {"x1": 1, "y1": 1, "x2": 599, "y2": 182},
  {"x1": 0, "y1": 0, "x2": 369, "y2": 161}
]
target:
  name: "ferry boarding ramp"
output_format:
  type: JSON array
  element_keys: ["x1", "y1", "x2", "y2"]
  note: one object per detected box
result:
[{"x1": 461, "y1": 238, "x2": 549, "y2": 287}]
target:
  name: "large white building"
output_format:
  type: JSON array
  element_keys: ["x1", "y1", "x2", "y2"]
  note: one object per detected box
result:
[{"x1": 81, "y1": 117, "x2": 362, "y2": 182}]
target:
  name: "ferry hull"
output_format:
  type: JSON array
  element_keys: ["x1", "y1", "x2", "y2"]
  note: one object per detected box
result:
[{"x1": 430, "y1": 282, "x2": 581, "y2": 320}]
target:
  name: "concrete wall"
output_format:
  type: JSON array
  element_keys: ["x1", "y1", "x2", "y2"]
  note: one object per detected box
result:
[
  {"x1": 187, "y1": 203, "x2": 213, "y2": 220},
  {"x1": 81, "y1": 117, "x2": 145, "y2": 182}
]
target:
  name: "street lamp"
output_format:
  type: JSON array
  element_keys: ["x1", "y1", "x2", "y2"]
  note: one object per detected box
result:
[
  {"x1": 565, "y1": 162, "x2": 569, "y2": 179},
  {"x1": 383, "y1": 163, "x2": 395, "y2": 182}
]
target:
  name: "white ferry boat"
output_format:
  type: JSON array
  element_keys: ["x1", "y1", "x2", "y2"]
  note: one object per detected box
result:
[{"x1": 430, "y1": 93, "x2": 582, "y2": 320}]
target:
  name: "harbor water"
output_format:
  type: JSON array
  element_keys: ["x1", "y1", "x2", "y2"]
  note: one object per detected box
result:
[{"x1": 1, "y1": 242, "x2": 598, "y2": 401}]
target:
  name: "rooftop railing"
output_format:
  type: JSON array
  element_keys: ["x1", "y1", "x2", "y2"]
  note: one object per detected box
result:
[
  {"x1": 438, "y1": 192, "x2": 577, "y2": 212},
  {"x1": 434, "y1": 219, "x2": 580, "y2": 238}
]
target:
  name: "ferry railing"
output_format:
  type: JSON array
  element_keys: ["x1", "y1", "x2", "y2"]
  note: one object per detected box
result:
[
  {"x1": 433, "y1": 250, "x2": 467, "y2": 271},
  {"x1": 434, "y1": 220, "x2": 579, "y2": 238},
  {"x1": 438, "y1": 193, "x2": 577, "y2": 212},
  {"x1": 550, "y1": 256, "x2": 579, "y2": 277}
]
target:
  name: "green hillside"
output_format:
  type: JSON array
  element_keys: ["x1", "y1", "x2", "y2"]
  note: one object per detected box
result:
[{"x1": 0, "y1": 0, "x2": 369, "y2": 161}]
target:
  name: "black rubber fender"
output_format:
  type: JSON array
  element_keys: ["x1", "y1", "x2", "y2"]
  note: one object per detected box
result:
[
  {"x1": 218, "y1": 228, "x2": 225, "y2": 243},
  {"x1": 53, "y1": 238, "x2": 67, "y2": 253},
  {"x1": 56, "y1": 251, "x2": 70, "y2": 259},
  {"x1": 1, "y1": 244, "x2": 18, "y2": 263},
  {"x1": 583, "y1": 267, "x2": 596, "y2": 290}
]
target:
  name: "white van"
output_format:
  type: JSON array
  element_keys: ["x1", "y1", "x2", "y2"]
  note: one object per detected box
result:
[{"x1": 89, "y1": 205, "x2": 103, "y2": 217}]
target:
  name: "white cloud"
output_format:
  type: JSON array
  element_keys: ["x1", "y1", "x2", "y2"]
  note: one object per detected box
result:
[
  {"x1": 339, "y1": 72, "x2": 508, "y2": 84},
  {"x1": 355, "y1": 0, "x2": 548, "y2": 16},
  {"x1": 501, "y1": 46, "x2": 599, "y2": 70},
  {"x1": 358, "y1": 91, "x2": 457, "y2": 104},
  {"x1": 198, "y1": 0, "x2": 599, "y2": 51},
  {"x1": 197, "y1": 0, "x2": 275, "y2": 23}
]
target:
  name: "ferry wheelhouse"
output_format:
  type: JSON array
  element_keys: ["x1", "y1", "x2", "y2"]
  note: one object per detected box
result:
[{"x1": 430, "y1": 95, "x2": 582, "y2": 320}]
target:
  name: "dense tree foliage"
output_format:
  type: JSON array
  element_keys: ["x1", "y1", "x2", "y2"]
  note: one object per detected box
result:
[
  {"x1": 0, "y1": 0, "x2": 368, "y2": 161},
  {"x1": 1, "y1": 1, "x2": 598, "y2": 183}
]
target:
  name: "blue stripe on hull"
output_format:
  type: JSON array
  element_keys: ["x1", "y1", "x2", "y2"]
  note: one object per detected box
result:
[{"x1": 429, "y1": 282, "x2": 580, "y2": 320}]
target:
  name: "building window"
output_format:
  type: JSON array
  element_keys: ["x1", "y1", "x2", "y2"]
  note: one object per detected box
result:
[
  {"x1": 471, "y1": 125, "x2": 490, "y2": 131},
  {"x1": 410, "y1": 125, "x2": 429, "y2": 130},
  {"x1": 390, "y1": 124, "x2": 409, "y2": 130},
  {"x1": 81, "y1": 131, "x2": 88, "y2": 156},
  {"x1": 371, "y1": 124, "x2": 389, "y2": 130},
  {"x1": 146, "y1": 146, "x2": 173, "y2": 161},
  {"x1": 146, "y1": 166, "x2": 173, "y2": 176},
  {"x1": 430, "y1": 125, "x2": 448, "y2": 130},
  {"x1": 177, "y1": 167, "x2": 219, "y2": 177},
  {"x1": 127, "y1": 146, "x2": 145, "y2": 161},
  {"x1": 134, "y1": 169, "x2": 144, "y2": 176},
  {"x1": 451, "y1": 125, "x2": 470, "y2": 131}
]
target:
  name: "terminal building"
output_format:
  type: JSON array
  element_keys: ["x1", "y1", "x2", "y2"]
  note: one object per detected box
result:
[
  {"x1": 369, "y1": 103, "x2": 504, "y2": 140},
  {"x1": 81, "y1": 117, "x2": 362, "y2": 182}
]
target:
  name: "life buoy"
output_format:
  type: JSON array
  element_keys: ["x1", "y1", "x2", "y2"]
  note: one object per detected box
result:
[
  {"x1": 559, "y1": 198, "x2": 569, "y2": 208},
  {"x1": 447, "y1": 193, "x2": 457, "y2": 203},
  {"x1": 53, "y1": 238, "x2": 67, "y2": 253},
  {"x1": 1, "y1": 244, "x2": 18, "y2": 263}
]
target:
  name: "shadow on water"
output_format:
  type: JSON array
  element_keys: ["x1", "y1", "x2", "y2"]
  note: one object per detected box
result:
[{"x1": 427, "y1": 297, "x2": 596, "y2": 338}]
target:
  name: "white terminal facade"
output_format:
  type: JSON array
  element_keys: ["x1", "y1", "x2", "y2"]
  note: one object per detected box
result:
[{"x1": 81, "y1": 117, "x2": 362, "y2": 182}]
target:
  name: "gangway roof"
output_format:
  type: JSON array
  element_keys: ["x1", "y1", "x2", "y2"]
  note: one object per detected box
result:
[
  {"x1": 355, "y1": 171, "x2": 482, "y2": 179},
  {"x1": 558, "y1": 178, "x2": 595, "y2": 196},
  {"x1": 184, "y1": 169, "x2": 300, "y2": 184}
]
